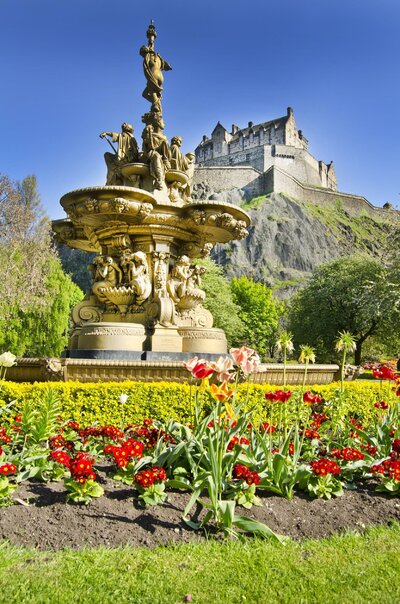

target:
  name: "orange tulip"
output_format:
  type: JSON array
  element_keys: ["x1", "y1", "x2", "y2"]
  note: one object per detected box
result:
[{"x1": 210, "y1": 381, "x2": 234, "y2": 402}]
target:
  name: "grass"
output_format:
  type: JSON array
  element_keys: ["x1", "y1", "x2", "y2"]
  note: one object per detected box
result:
[
  {"x1": 240, "y1": 195, "x2": 267, "y2": 210},
  {"x1": 303, "y1": 200, "x2": 391, "y2": 251},
  {"x1": 1, "y1": 523, "x2": 400, "y2": 603}
]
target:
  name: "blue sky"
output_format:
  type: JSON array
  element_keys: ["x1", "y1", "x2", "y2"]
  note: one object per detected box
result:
[{"x1": 1, "y1": 0, "x2": 399, "y2": 217}]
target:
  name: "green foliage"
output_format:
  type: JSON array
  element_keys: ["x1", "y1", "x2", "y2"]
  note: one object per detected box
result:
[
  {"x1": 288, "y1": 255, "x2": 400, "y2": 363},
  {"x1": 20, "y1": 389, "x2": 62, "y2": 445},
  {"x1": 65, "y1": 478, "x2": 104, "y2": 505},
  {"x1": 57, "y1": 244, "x2": 94, "y2": 293},
  {"x1": 306, "y1": 474, "x2": 344, "y2": 500},
  {"x1": 0, "y1": 476, "x2": 17, "y2": 507},
  {"x1": 303, "y1": 200, "x2": 392, "y2": 254},
  {"x1": 0, "y1": 174, "x2": 83, "y2": 356},
  {"x1": 231, "y1": 276, "x2": 285, "y2": 358},
  {"x1": 191, "y1": 258, "x2": 245, "y2": 346},
  {"x1": 240, "y1": 195, "x2": 267, "y2": 211},
  {"x1": 0, "y1": 380, "x2": 392, "y2": 428},
  {"x1": 0, "y1": 257, "x2": 83, "y2": 357}
]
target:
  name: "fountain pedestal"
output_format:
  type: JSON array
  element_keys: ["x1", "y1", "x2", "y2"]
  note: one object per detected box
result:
[{"x1": 53, "y1": 186, "x2": 248, "y2": 359}]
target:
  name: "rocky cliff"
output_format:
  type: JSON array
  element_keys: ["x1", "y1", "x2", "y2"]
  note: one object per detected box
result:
[{"x1": 205, "y1": 192, "x2": 395, "y2": 297}]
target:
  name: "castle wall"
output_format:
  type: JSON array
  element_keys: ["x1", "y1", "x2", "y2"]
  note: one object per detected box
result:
[
  {"x1": 192, "y1": 163, "x2": 388, "y2": 219},
  {"x1": 198, "y1": 146, "x2": 266, "y2": 173},
  {"x1": 197, "y1": 142, "x2": 335, "y2": 190},
  {"x1": 264, "y1": 166, "x2": 385, "y2": 218},
  {"x1": 263, "y1": 145, "x2": 326, "y2": 188},
  {"x1": 192, "y1": 166, "x2": 264, "y2": 198}
]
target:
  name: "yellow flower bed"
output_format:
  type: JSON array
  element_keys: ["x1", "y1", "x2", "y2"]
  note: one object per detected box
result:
[{"x1": 0, "y1": 380, "x2": 392, "y2": 426}]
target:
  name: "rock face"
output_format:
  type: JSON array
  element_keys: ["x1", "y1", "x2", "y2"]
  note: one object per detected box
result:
[{"x1": 207, "y1": 192, "x2": 393, "y2": 297}]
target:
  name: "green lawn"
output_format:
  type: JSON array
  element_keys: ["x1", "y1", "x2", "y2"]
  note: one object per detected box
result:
[{"x1": 1, "y1": 523, "x2": 399, "y2": 603}]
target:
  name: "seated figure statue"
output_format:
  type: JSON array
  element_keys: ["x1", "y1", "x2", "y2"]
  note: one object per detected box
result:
[
  {"x1": 166, "y1": 255, "x2": 191, "y2": 303},
  {"x1": 100, "y1": 123, "x2": 139, "y2": 185},
  {"x1": 141, "y1": 112, "x2": 171, "y2": 190},
  {"x1": 170, "y1": 136, "x2": 190, "y2": 172},
  {"x1": 167, "y1": 256, "x2": 206, "y2": 307},
  {"x1": 119, "y1": 249, "x2": 152, "y2": 305},
  {"x1": 90, "y1": 256, "x2": 122, "y2": 307}
]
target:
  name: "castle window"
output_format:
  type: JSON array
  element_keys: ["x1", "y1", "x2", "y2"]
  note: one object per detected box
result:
[{"x1": 246, "y1": 153, "x2": 251, "y2": 161}]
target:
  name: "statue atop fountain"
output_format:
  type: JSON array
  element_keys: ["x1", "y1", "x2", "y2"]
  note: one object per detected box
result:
[{"x1": 53, "y1": 23, "x2": 250, "y2": 359}]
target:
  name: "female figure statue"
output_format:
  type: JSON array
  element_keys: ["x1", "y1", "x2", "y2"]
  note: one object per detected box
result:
[{"x1": 140, "y1": 22, "x2": 172, "y2": 114}]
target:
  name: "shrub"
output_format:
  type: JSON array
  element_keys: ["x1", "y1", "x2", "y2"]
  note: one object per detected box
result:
[{"x1": 0, "y1": 380, "x2": 392, "y2": 428}]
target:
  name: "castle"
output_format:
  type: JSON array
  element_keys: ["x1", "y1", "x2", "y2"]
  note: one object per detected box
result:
[
  {"x1": 193, "y1": 107, "x2": 384, "y2": 217},
  {"x1": 195, "y1": 107, "x2": 337, "y2": 191}
]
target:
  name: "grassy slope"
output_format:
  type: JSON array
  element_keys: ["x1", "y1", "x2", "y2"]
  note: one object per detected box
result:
[
  {"x1": 241, "y1": 193, "x2": 394, "y2": 259},
  {"x1": 1, "y1": 523, "x2": 399, "y2": 603}
]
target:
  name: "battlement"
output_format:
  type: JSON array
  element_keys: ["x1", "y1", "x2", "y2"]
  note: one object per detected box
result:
[{"x1": 195, "y1": 107, "x2": 337, "y2": 191}]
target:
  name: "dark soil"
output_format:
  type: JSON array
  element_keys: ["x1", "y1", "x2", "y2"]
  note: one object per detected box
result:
[{"x1": 1, "y1": 472, "x2": 400, "y2": 550}]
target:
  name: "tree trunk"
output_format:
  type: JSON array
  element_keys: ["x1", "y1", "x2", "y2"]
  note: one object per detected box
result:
[{"x1": 355, "y1": 341, "x2": 362, "y2": 365}]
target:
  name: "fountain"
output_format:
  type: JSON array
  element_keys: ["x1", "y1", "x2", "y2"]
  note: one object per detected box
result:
[{"x1": 52, "y1": 22, "x2": 251, "y2": 363}]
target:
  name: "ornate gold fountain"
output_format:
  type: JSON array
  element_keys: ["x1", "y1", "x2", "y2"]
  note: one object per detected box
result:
[{"x1": 53, "y1": 22, "x2": 250, "y2": 359}]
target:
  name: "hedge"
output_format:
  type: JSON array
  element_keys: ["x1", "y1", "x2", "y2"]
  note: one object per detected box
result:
[{"x1": 0, "y1": 380, "x2": 393, "y2": 427}]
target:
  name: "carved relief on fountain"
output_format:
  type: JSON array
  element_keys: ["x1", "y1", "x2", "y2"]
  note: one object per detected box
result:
[{"x1": 69, "y1": 245, "x2": 214, "y2": 334}]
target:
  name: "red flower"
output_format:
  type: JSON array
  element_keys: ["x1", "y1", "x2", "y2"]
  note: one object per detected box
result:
[
  {"x1": 143, "y1": 418, "x2": 153, "y2": 427},
  {"x1": 0, "y1": 427, "x2": 11, "y2": 444},
  {"x1": 392, "y1": 439, "x2": 400, "y2": 454},
  {"x1": 49, "y1": 435, "x2": 67, "y2": 450},
  {"x1": 134, "y1": 469, "x2": 155, "y2": 488},
  {"x1": 260, "y1": 422, "x2": 276, "y2": 434},
  {"x1": 227, "y1": 436, "x2": 239, "y2": 451},
  {"x1": 100, "y1": 425, "x2": 124, "y2": 440},
  {"x1": 311, "y1": 413, "x2": 328, "y2": 429},
  {"x1": 124, "y1": 439, "x2": 144, "y2": 458},
  {"x1": 134, "y1": 466, "x2": 167, "y2": 488},
  {"x1": 365, "y1": 443, "x2": 377, "y2": 456},
  {"x1": 330, "y1": 447, "x2": 364, "y2": 461},
  {"x1": 311, "y1": 459, "x2": 341, "y2": 476},
  {"x1": 303, "y1": 391, "x2": 322, "y2": 404},
  {"x1": 227, "y1": 436, "x2": 250, "y2": 451},
  {"x1": 265, "y1": 390, "x2": 292, "y2": 403},
  {"x1": 151, "y1": 466, "x2": 167, "y2": 482},
  {"x1": 374, "y1": 401, "x2": 389, "y2": 409},
  {"x1": 304, "y1": 428, "x2": 321, "y2": 440},
  {"x1": 69, "y1": 452, "x2": 96, "y2": 483},
  {"x1": 50, "y1": 450, "x2": 71, "y2": 468},
  {"x1": 0, "y1": 463, "x2": 17, "y2": 475},
  {"x1": 245, "y1": 471, "x2": 261, "y2": 486},
  {"x1": 372, "y1": 366, "x2": 395, "y2": 381},
  {"x1": 232, "y1": 463, "x2": 250, "y2": 479},
  {"x1": 183, "y1": 358, "x2": 214, "y2": 380},
  {"x1": 67, "y1": 421, "x2": 80, "y2": 431},
  {"x1": 192, "y1": 362, "x2": 214, "y2": 380}
]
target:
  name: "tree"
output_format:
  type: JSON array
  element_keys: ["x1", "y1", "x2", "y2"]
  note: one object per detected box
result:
[
  {"x1": 230, "y1": 276, "x2": 284, "y2": 359},
  {"x1": 192, "y1": 258, "x2": 244, "y2": 347},
  {"x1": 288, "y1": 256, "x2": 400, "y2": 364},
  {"x1": 0, "y1": 174, "x2": 83, "y2": 356},
  {"x1": 335, "y1": 331, "x2": 357, "y2": 391},
  {"x1": 57, "y1": 244, "x2": 95, "y2": 293},
  {"x1": 0, "y1": 174, "x2": 53, "y2": 318}
]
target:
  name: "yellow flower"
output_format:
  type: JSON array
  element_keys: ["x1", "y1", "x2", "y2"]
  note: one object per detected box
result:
[
  {"x1": 210, "y1": 381, "x2": 234, "y2": 402},
  {"x1": 199, "y1": 378, "x2": 210, "y2": 392},
  {"x1": 224, "y1": 402, "x2": 236, "y2": 422}
]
